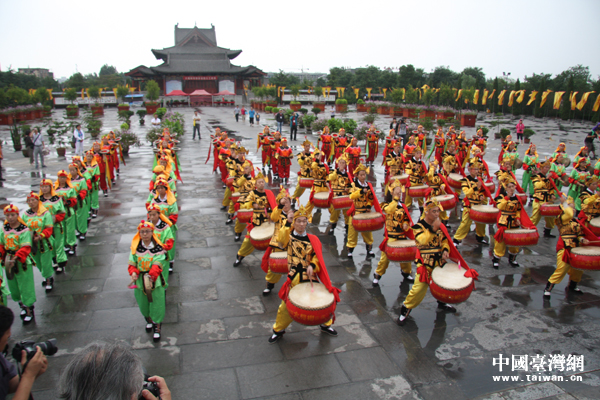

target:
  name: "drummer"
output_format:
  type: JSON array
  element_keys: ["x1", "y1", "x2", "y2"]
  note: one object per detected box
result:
[
  {"x1": 217, "y1": 139, "x2": 234, "y2": 188},
  {"x1": 346, "y1": 163, "x2": 377, "y2": 258},
  {"x1": 333, "y1": 128, "x2": 351, "y2": 160},
  {"x1": 233, "y1": 171, "x2": 276, "y2": 266},
  {"x1": 530, "y1": 159, "x2": 559, "y2": 238},
  {"x1": 573, "y1": 146, "x2": 590, "y2": 166},
  {"x1": 93, "y1": 141, "x2": 111, "y2": 197},
  {"x1": 1, "y1": 205, "x2": 37, "y2": 324},
  {"x1": 220, "y1": 144, "x2": 239, "y2": 213},
  {"x1": 232, "y1": 162, "x2": 257, "y2": 240},
  {"x1": 442, "y1": 142, "x2": 460, "y2": 176},
  {"x1": 425, "y1": 160, "x2": 455, "y2": 227},
  {"x1": 258, "y1": 126, "x2": 273, "y2": 170},
  {"x1": 495, "y1": 155, "x2": 518, "y2": 197},
  {"x1": 128, "y1": 221, "x2": 167, "y2": 342},
  {"x1": 365, "y1": 127, "x2": 380, "y2": 167},
  {"x1": 403, "y1": 135, "x2": 417, "y2": 157},
  {"x1": 522, "y1": 144, "x2": 540, "y2": 203},
  {"x1": 316, "y1": 126, "x2": 333, "y2": 166},
  {"x1": 543, "y1": 198, "x2": 592, "y2": 297},
  {"x1": 225, "y1": 150, "x2": 248, "y2": 224},
  {"x1": 268, "y1": 205, "x2": 340, "y2": 343},
  {"x1": 373, "y1": 180, "x2": 414, "y2": 286},
  {"x1": 398, "y1": 198, "x2": 456, "y2": 325},
  {"x1": 492, "y1": 179, "x2": 525, "y2": 269},
  {"x1": 503, "y1": 141, "x2": 520, "y2": 170},
  {"x1": 260, "y1": 187, "x2": 292, "y2": 296},
  {"x1": 433, "y1": 127, "x2": 445, "y2": 166},
  {"x1": 567, "y1": 158, "x2": 590, "y2": 212},
  {"x1": 579, "y1": 176, "x2": 600, "y2": 227},
  {"x1": 327, "y1": 156, "x2": 352, "y2": 234},
  {"x1": 276, "y1": 138, "x2": 294, "y2": 185},
  {"x1": 270, "y1": 131, "x2": 282, "y2": 180},
  {"x1": 304, "y1": 149, "x2": 330, "y2": 221},
  {"x1": 552, "y1": 142, "x2": 568, "y2": 161},
  {"x1": 344, "y1": 137, "x2": 362, "y2": 172},
  {"x1": 291, "y1": 138, "x2": 315, "y2": 204},
  {"x1": 404, "y1": 146, "x2": 427, "y2": 213},
  {"x1": 551, "y1": 153, "x2": 569, "y2": 191},
  {"x1": 453, "y1": 160, "x2": 489, "y2": 246}
]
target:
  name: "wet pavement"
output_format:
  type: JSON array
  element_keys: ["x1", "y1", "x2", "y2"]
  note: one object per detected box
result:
[{"x1": 0, "y1": 106, "x2": 599, "y2": 399}]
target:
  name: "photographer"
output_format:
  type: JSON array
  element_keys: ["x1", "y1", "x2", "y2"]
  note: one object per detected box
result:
[
  {"x1": 0, "y1": 306, "x2": 48, "y2": 400},
  {"x1": 58, "y1": 342, "x2": 171, "y2": 400}
]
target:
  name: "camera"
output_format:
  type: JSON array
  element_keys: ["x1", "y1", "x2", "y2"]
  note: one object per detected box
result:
[
  {"x1": 139, "y1": 374, "x2": 160, "y2": 399},
  {"x1": 12, "y1": 339, "x2": 58, "y2": 362}
]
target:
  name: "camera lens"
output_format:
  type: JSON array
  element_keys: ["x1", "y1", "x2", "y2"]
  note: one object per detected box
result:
[{"x1": 37, "y1": 339, "x2": 58, "y2": 356}]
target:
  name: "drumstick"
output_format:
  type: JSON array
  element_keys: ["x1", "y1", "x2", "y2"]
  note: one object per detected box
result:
[{"x1": 127, "y1": 276, "x2": 138, "y2": 289}]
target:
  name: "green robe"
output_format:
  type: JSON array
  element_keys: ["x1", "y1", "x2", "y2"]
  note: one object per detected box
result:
[
  {"x1": 551, "y1": 162, "x2": 567, "y2": 190},
  {"x1": 22, "y1": 209, "x2": 55, "y2": 279},
  {"x1": 56, "y1": 186, "x2": 78, "y2": 247},
  {"x1": 86, "y1": 164, "x2": 100, "y2": 210},
  {"x1": 567, "y1": 168, "x2": 590, "y2": 210},
  {"x1": 129, "y1": 241, "x2": 166, "y2": 323},
  {"x1": 40, "y1": 194, "x2": 67, "y2": 265},
  {"x1": 153, "y1": 220, "x2": 175, "y2": 287},
  {"x1": 71, "y1": 177, "x2": 90, "y2": 235},
  {"x1": 1, "y1": 223, "x2": 36, "y2": 307},
  {"x1": 522, "y1": 153, "x2": 539, "y2": 195}
]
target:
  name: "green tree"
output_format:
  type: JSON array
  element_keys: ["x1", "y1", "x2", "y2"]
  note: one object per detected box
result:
[
  {"x1": 65, "y1": 72, "x2": 86, "y2": 91},
  {"x1": 560, "y1": 75, "x2": 574, "y2": 120},
  {"x1": 430, "y1": 66, "x2": 458, "y2": 87},
  {"x1": 534, "y1": 77, "x2": 547, "y2": 118},
  {"x1": 64, "y1": 88, "x2": 78, "y2": 104},
  {"x1": 99, "y1": 64, "x2": 118, "y2": 76},
  {"x1": 117, "y1": 85, "x2": 130, "y2": 104},
  {"x1": 461, "y1": 67, "x2": 486, "y2": 88},
  {"x1": 438, "y1": 84, "x2": 454, "y2": 107}
]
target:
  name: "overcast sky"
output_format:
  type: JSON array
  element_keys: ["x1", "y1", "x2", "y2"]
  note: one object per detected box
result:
[{"x1": 1, "y1": 0, "x2": 598, "y2": 83}]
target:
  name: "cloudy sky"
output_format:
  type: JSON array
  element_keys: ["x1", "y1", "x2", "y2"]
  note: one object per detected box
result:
[{"x1": 1, "y1": 0, "x2": 598, "y2": 82}]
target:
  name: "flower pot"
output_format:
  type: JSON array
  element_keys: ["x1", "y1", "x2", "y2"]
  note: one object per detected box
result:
[
  {"x1": 290, "y1": 104, "x2": 301, "y2": 111},
  {"x1": 145, "y1": 104, "x2": 159, "y2": 114},
  {"x1": 43, "y1": 109, "x2": 51, "y2": 117},
  {"x1": 335, "y1": 104, "x2": 347, "y2": 113},
  {"x1": 66, "y1": 108, "x2": 79, "y2": 118},
  {"x1": 22, "y1": 149, "x2": 30, "y2": 158},
  {"x1": 0, "y1": 114, "x2": 12, "y2": 125},
  {"x1": 403, "y1": 108, "x2": 417, "y2": 118},
  {"x1": 460, "y1": 114, "x2": 477, "y2": 127},
  {"x1": 524, "y1": 138, "x2": 531, "y2": 144},
  {"x1": 13, "y1": 143, "x2": 22, "y2": 151},
  {"x1": 91, "y1": 105, "x2": 104, "y2": 116},
  {"x1": 420, "y1": 110, "x2": 436, "y2": 120},
  {"x1": 16, "y1": 111, "x2": 27, "y2": 121},
  {"x1": 314, "y1": 103, "x2": 325, "y2": 112},
  {"x1": 494, "y1": 132, "x2": 501, "y2": 139},
  {"x1": 436, "y1": 112, "x2": 447, "y2": 120},
  {"x1": 444, "y1": 112, "x2": 455, "y2": 120},
  {"x1": 56, "y1": 147, "x2": 66, "y2": 157},
  {"x1": 357, "y1": 104, "x2": 367, "y2": 112},
  {"x1": 118, "y1": 105, "x2": 130, "y2": 112}
]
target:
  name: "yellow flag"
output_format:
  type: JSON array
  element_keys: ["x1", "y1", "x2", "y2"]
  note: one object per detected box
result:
[
  {"x1": 527, "y1": 91, "x2": 538, "y2": 106},
  {"x1": 307, "y1": 86, "x2": 312, "y2": 95},
  {"x1": 366, "y1": 88, "x2": 372, "y2": 98},
  {"x1": 473, "y1": 90, "x2": 479, "y2": 105},
  {"x1": 402, "y1": 88, "x2": 406, "y2": 100},
  {"x1": 421, "y1": 84, "x2": 430, "y2": 90},
  {"x1": 28, "y1": 89, "x2": 35, "y2": 95},
  {"x1": 497, "y1": 90, "x2": 506, "y2": 105},
  {"x1": 47, "y1": 88, "x2": 53, "y2": 100},
  {"x1": 455, "y1": 89, "x2": 462, "y2": 101},
  {"x1": 129, "y1": 87, "x2": 135, "y2": 94},
  {"x1": 593, "y1": 94, "x2": 600, "y2": 112},
  {"x1": 482, "y1": 89, "x2": 489, "y2": 105},
  {"x1": 339, "y1": 87, "x2": 345, "y2": 97},
  {"x1": 577, "y1": 91, "x2": 595, "y2": 110},
  {"x1": 516, "y1": 90, "x2": 525, "y2": 104},
  {"x1": 85, "y1": 88, "x2": 90, "y2": 99},
  {"x1": 418, "y1": 89, "x2": 422, "y2": 99},
  {"x1": 508, "y1": 90, "x2": 516, "y2": 107},
  {"x1": 113, "y1": 87, "x2": 118, "y2": 99},
  {"x1": 81, "y1": 89, "x2": 85, "y2": 99},
  {"x1": 540, "y1": 90, "x2": 552, "y2": 108},
  {"x1": 571, "y1": 92, "x2": 579, "y2": 110},
  {"x1": 488, "y1": 89, "x2": 496, "y2": 99},
  {"x1": 382, "y1": 88, "x2": 387, "y2": 98},
  {"x1": 354, "y1": 88, "x2": 359, "y2": 99},
  {"x1": 553, "y1": 91, "x2": 565, "y2": 110}
]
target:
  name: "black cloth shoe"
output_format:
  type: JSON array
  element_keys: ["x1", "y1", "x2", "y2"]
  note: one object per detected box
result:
[
  {"x1": 453, "y1": 238, "x2": 461, "y2": 246},
  {"x1": 145, "y1": 317, "x2": 153, "y2": 332},
  {"x1": 320, "y1": 325, "x2": 338, "y2": 336},
  {"x1": 233, "y1": 255, "x2": 244, "y2": 267},
  {"x1": 508, "y1": 253, "x2": 519, "y2": 268},
  {"x1": 347, "y1": 248, "x2": 354, "y2": 258},
  {"x1": 437, "y1": 301, "x2": 456, "y2": 313},
  {"x1": 169, "y1": 261, "x2": 174, "y2": 274},
  {"x1": 397, "y1": 305, "x2": 411, "y2": 325},
  {"x1": 225, "y1": 216, "x2": 233, "y2": 225},
  {"x1": 153, "y1": 323, "x2": 161, "y2": 342},
  {"x1": 544, "y1": 281, "x2": 554, "y2": 297},
  {"x1": 401, "y1": 272, "x2": 415, "y2": 282},
  {"x1": 544, "y1": 228, "x2": 556, "y2": 238},
  {"x1": 476, "y1": 236, "x2": 489, "y2": 245},
  {"x1": 22, "y1": 307, "x2": 34, "y2": 324},
  {"x1": 268, "y1": 330, "x2": 285, "y2": 344},
  {"x1": 568, "y1": 280, "x2": 583, "y2": 294},
  {"x1": 372, "y1": 273, "x2": 382, "y2": 286},
  {"x1": 45, "y1": 277, "x2": 54, "y2": 292},
  {"x1": 366, "y1": 244, "x2": 375, "y2": 258},
  {"x1": 263, "y1": 282, "x2": 275, "y2": 296},
  {"x1": 220, "y1": 205, "x2": 227, "y2": 211},
  {"x1": 328, "y1": 223, "x2": 337, "y2": 235},
  {"x1": 492, "y1": 255, "x2": 500, "y2": 269},
  {"x1": 234, "y1": 233, "x2": 242, "y2": 242}
]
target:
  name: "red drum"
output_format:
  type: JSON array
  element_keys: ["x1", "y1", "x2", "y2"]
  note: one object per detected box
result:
[
  {"x1": 313, "y1": 192, "x2": 331, "y2": 208},
  {"x1": 469, "y1": 205, "x2": 499, "y2": 224},
  {"x1": 516, "y1": 193, "x2": 528, "y2": 203},
  {"x1": 408, "y1": 185, "x2": 428, "y2": 198},
  {"x1": 237, "y1": 208, "x2": 252, "y2": 223},
  {"x1": 249, "y1": 223, "x2": 275, "y2": 251},
  {"x1": 352, "y1": 212, "x2": 385, "y2": 232},
  {"x1": 231, "y1": 192, "x2": 241, "y2": 203},
  {"x1": 430, "y1": 262, "x2": 474, "y2": 304},
  {"x1": 385, "y1": 239, "x2": 417, "y2": 262},
  {"x1": 447, "y1": 173, "x2": 463, "y2": 190},
  {"x1": 485, "y1": 181, "x2": 495, "y2": 193},
  {"x1": 540, "y1": 203, "x2": 561, "y2": 217},
  {"x1": 433, "y1": 194, "x2": 457, "y2": 210},
  {"x1": 390, "y1": 174, "x2": 409, "y2": 186},
  {"x1": 589, "y1": 217, "x2": 600, "y2": 236},
  {"x1": 268, "y1": 251, "x2": 289, "y2": 274},
  {"x1": 332, "y1": 195, "x2": 352, "y2": 210},
  {"x1": 569, "y1": 246, "x2": 600, "y2": 271},
  {"x1": 299, "y1": 177, "x2": 314, "y2": 188},
  {"x1": 225, "y1": 176, "x2": 234, "y2": 187},
  {"x1": 286, "y1": 282, "x2": 335, "y2": 326},
  {"x1": 503, "y1": 228, "x2": 539, "y2": 247}
]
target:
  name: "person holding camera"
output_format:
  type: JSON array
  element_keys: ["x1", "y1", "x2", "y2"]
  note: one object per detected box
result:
[
  {"x1": 0, "y1": 306, "x2": 48, "y2": 400},
  {"x1": 58, "y1": 341, "x2": 171, "y2": 400}
]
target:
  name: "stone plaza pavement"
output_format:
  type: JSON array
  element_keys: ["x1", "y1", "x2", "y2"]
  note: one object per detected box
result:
[{"x1": 0, "y1": 106, "x2": 599, "y2": 399}]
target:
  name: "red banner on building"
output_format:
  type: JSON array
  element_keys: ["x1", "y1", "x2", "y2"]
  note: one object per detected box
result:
[{"x1": 184, "y1": 76, "x2": 217, "y2": 80}]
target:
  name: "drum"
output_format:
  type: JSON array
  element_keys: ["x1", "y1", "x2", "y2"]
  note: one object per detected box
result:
[
  {"x1": 447, "y1": 173, "x2": 463, "y2": 190},
  {"x1": 433, "y1": 194, "x2": 457, "y2": 210},
  {"x1": 286, "y1": 282, "x2": 335, "y2": 326},
  {"x1": 249, "y1": 222, "x2": 275, "y2": 251},
  {"x1": 231, "y1": 192, "x2": 241, "y2": 203},
  {"x1": 268, "y1": 251, "x2": 289, "y2": 274},
  {"x1": 561, "y1": 157, "x2": 571, "y2": 167},
  {"x1": 540, "y1": 203, "x2": 561, "y2": 217},
  {"x1": 485, "y1": 181, "x2": 495, "y2": 193},
  {"x1": 332, "y1": 195, "x2": 352, "y2": 210},
  {"x1": 469, "y1": 205, "x2": 499, "y2": 224},
  {"x1": 569, "y1": 246, "x2": 600, "y2": 271},
  {"x1": 430, "y1": 262, "x2": 474, "y2": 304},
  {"x1": 225, "y1": 176, "x2": 234, "y2": 187},
  {"x1": 589, "y1": 217, "x2": 600, "y2": 236},
  {"x1": 514, "y1": 159, "x2": 524, "y2": 170},
  {"x1": 299, "y1": 177, "x2": 314, "y2": 188},
  {"x1": 516, "y1": 193, "x2": 528, "y2": 203},
  {"x1": 385, "y1": 239, "x2": 417, "y2": 262},
  {"x1": 390, "y1": 174, "x2": 409, "y2": 186},
  {"x1": 237, "y1": 208, "x2": 253, "y2": 223},
  {"x1": 503, "y1": 228, "x2": 539, "y2": 247},
  {"x1": 408, "y1": 185, "x2": 428, "y2": 198},
  {"x1": 313, "y1": 192, "x2": 331, "y2": 209},
  {"x1": 352, "y1": 212, "x2": 385, "y2": 232}
]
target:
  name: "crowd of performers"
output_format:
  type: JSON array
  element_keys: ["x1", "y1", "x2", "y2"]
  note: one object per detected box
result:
[
  {"x1": 211, "y1": 122, "x2": 600, "y2": 335},
  {"x1": 0, "y1": 133, "x2": 126, "y2": 324}
]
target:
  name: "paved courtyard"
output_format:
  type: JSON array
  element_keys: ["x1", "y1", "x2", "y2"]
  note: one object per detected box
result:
[{"x1": 0, "y1": 105, "x2": 599, "y2": 399}]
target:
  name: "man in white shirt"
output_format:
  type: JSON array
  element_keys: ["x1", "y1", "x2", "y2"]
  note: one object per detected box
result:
[
  {"x1": 151, "y1": 114, "x2": 161, "y2": 127},
  {"x1": 193, "y1": 111, "x2": 201, "y2": 140},
  {"x1": 31, "y1": 128, "x2": 46, "y2": 168},
  {"x1": 73, "y1": 124, "x2": 85, "y2": 156}
]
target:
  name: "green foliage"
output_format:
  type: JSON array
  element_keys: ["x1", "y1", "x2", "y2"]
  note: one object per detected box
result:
[
  {"x1": 145, "y1": 80, "x2": 160, "y2": 101},
  {"x1": 422, "y1": 88, "x2": 434, "y2": 106},
  {"x1": 118, "y1": 110, "x2": 134, "y2": 126},
  {"x1": 116, "y1": 85, "x2": 129, "y2": 103},
  {"x1": 480, "y1": 126, "x2": 489, "y2": 136},
  {"x1": 357, "y1": 99, "x2": 365, "y2": 104},
  {"x1": 438, "y1": 83, "x2": 454, "y2": 106},
  {"x1": 10, "y1": 124, "x2": 21, "y2": 149},
  {"x1": 290, "y1": 85, "x2": 301, "y2": 100},
  {"x1": 335, "y1": 98, "x2": 348, "y2": 105},
  {"x1": 155, "y1": 107, "x2": 167, "y2": 120},
  {"x1": 252, "y1": 86, "x2": 266, "y2": 99},
  {"x1": 0, "y1": 70, "x2": 59, "y2": 92},
  {"x1": 265, "y1": 106, "x2": 272, "y2": 112},
  {"x1": 420, "y1": 117, "x2": 434, "y2": 132},
  {"x1": 266, "y1": 86, "x2": 277, "y2": 99},
  {"x1": 88, "y1": 86, "x2": 100, "y2": 103},
  {"x1": 269, "y1": 70, "x2": 300, "y2": 88},
  {"x1": 64, "y1": 88, "x2": 78, "y2": 103},
  {"x1": 302, "y1": 114, "x2": 316, "y2": 129},
  {"x1": 290, "y1": 101, "x2": 301, "y2": 105},
  {"x1": 523, "y1": 128, "x2": 535, "y2": 138},
  {"x1": 136, "y1": 109, "x2": 147, "y2": 125},
  {"x1": 343, "y1": 118, "x2": 358, "y2": 134},
  {"x1": 146, "y1": 127, "x2": 163, "y2": 144},
  {"x1": 314, "y1": 86, "x2": 323, "y2": 99},
  {"x1": 390, "y1": 88, "x2": 404, "y2": 104},
  {"x1": 299, "y1": 108, "x2": 308, "y2": 114},
  {"x1": 99, "y1": 64, "x2": 118, "y2": 76},
  {"x1": 117, "y1": 129, "x2": 141, "y2": 152},
  {"x1": 500, "y1": 128, "x2": 511, "y2": 138},
  {"x1": 271, "y1": 107, "x2": 279, "y2": 114},
  {"x1": 327, "y1": 118, "x2": 344, "y2": 132},
  {"x1": 363, "y1": 113, "x2": 376, "y2": 124},
  {"x1": 311, "y1": 118, "x2": 328, "y2": 132},
  {"x1": 437, "y1": 119, "x2": 446, "y2": 128},
  {"x1": 311, "y1": 107, "x2": 321, "y2": 115},
  {"x1": 162, "y1": 112, "x2": 186, "y2": 138}
]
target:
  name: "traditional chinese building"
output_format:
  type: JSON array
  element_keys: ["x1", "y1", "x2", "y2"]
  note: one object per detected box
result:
[{"x1": 126, "y1": 24, "x2": 265, "y2": 95}]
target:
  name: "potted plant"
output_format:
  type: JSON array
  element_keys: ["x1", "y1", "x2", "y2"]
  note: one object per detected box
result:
[
  {"x1": 313, "y1": 86, "x2": 325, "y2": 111},
  {"x1": 335, "y1": 98, "x2": 348, "y2": 113},
  {"x1": 145, "y1": 80, "x2": 160, "y2": 114},
  {"x1": 312, "y1": 107, "x2": 321, "y2": 117},
  {"x1": 500, "y1": 128, "x2": 511, "y2": 139},
  {"x1": 118, "y1": 110, "x2": 134, "y2": 127},
  {"x1": 302, "y1": 114, "x2": 316, "y2": 133},
  {"x1": 136, "y1": 109, "x2": 147, "y2": 125},
  {"x1": 460, "y1": 110, "x2": 477, "y2": 127},
  {"x1": 290, "y1": 101, "x2": 301, "y2": 112},
  {"x1": 56, "y1": 134, "x2": 68, "y2": 158},
  {"x1": 265, "y1": 106, "x2": 272, "y2": 114},
  {"x1": 10, "y1": 124, "x2": 22, "y2": 151},
  {"x1": 420, "y1": 106, "x2": 436, "y2": 120},
  {"x1": 0, "y1": 109, "x2": 15, "y2": 125},
  {"x1": 356, "y1": 99, "x2": 367, "y2": 112},
  {"x1": 88, "y1": 86, "x2": 104, "y2": 116},
  {"x1": 118, "y1": 128, "x2": 141, "y2": 155},
  {"x1": 83, "y1": 108, "x2": 103, "y2": 139},
  {"x1": 117, "y1": 85, "x2": 130, "y2": 111},
  {"x1": 43, "y1": 105, "x2": 52, "y2": 117},
  {"x1": 403, "y1": 104, "x2": 418, "y2": 119},
  {"x1": 64, "y1": 88, "x2": 79, "y2": 118},
  {"x1": 290, "y1": 85, "x2": 301, "y2": 111},
  {"x1": 523, "y1": 128, "x2": 535, "y2": 144}
]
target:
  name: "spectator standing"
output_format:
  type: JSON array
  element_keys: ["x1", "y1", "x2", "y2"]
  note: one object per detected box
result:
[
  {"x1": 241, "y1": 106, "x2": 246, "y2": 122},
  {"x1": 289, "y1": 112, "x2": 299, "y2": 141},
  {"x1": 151, "y1": 114, "x2": 161, "y2": 127},
  {"x1": 398, "y1": 118, "x2": 408, "y2": 147},
  {"x1": 275, "y1": 110, "x2": 285, "y2": 133},
  {"x1": 330, "y1": 105, "x2": 335, "y2": 119},
  {"x1": 516, "y1": 119, "x2": 525, "y2": 144},
  {"x1": 0, "y1": 142, "x2": 4, "y2": 181},
  {"x1": 193, "y1": 111, "x2": 202, "y2": 140},
  {"x1": 234, "y1": 106, "x2": 240, "y2": 122},
  {"x1": 24, "y1": 130, "x2": 34, "y2": 165},
  {"x1": 249, "y1": 107, "x2": 255, "y2": 126},
  {"x1": 389, "y1": 118, "x2": 399, "y2": 137},
  {"x1": 73, "y1": 124, "x2": 85, "y2": 157},
  {"x1": 256, "y1": 112, "x2": 261, "y2": 125},
  {"x1": 585, "y1": 123, "x2": 600, "y2": 159},
  {"x1": 31, "y1": 128, "x2": 46, "y2": 168}
]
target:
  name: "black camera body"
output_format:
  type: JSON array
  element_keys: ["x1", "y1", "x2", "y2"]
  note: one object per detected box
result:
[
  {"x1": 139, "y1": 374, "x2": 160, "y2": 399},
  {"x1": 12, "y1": 339, "x2": 58, "y2": 362}
]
